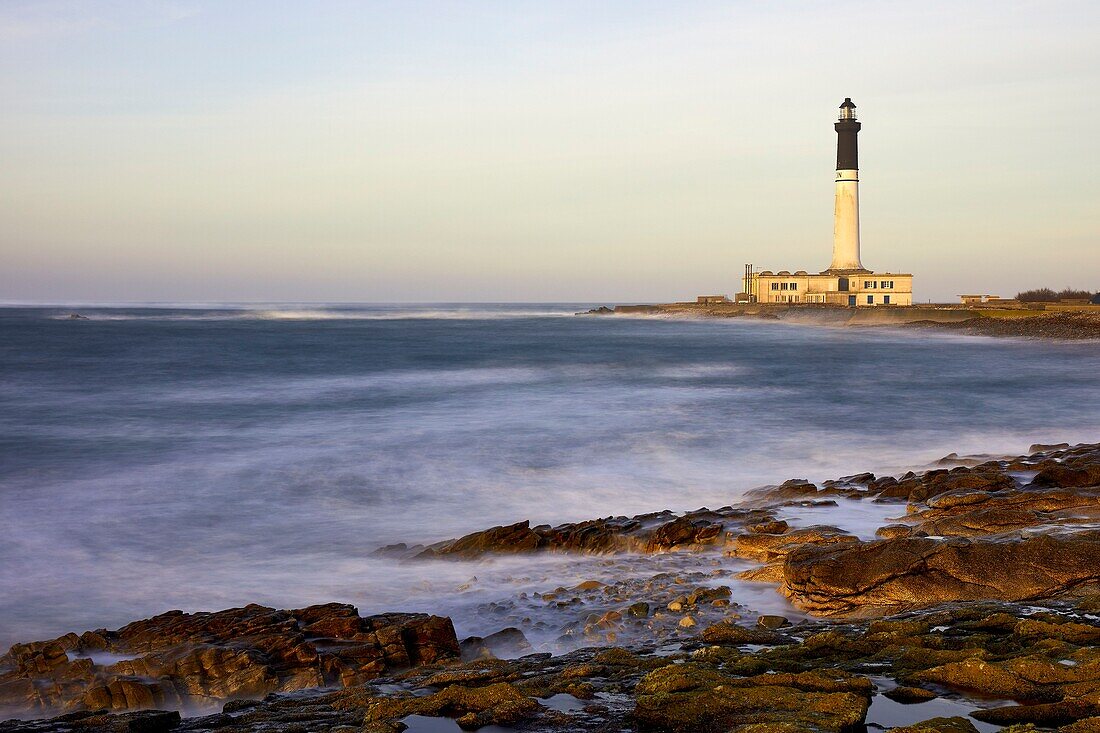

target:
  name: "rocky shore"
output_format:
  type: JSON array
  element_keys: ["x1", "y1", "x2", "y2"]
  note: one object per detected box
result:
[
  {"x1": 902, "y1": 313, "x2": 1100, "y2": 340},
  {"x1": 581, "y1": 304, "x2": 1100, "y2": 339},
  {"x1": 4, "y1": 442, "x2": 1100, "y2": 732}
]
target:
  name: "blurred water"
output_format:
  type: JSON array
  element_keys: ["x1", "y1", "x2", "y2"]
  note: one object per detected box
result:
[{"x1": 1, "y1": 303, "x2": 1098, "y2": 648}]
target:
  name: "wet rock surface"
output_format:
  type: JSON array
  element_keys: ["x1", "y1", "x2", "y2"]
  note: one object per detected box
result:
[
  {"x1": 5, "y1": 441, "x2": 1100, "y2": 731},
  {"x1": 399, "y1": 509, "x2": 764, "y2": 560},
  {"x1": 781, "y1": 531, "x2": 1100, "y2": 616},
  {"x1": 7, "y1": 596, "x2": 1100, "y2": 731},
  {"x1": 0, "y1": 604, "x2": 458, "y2": 718}
]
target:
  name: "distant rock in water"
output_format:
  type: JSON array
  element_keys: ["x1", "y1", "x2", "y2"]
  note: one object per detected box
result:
[
  {"x1": 577, "y1": 305, "x2": 614, "y2": 315},
  {"x1": 409, "y1": 510, "x2": 760, "y2": 559},
  {"x1": 67, "y1": 313, "x2": 88, "y2": 320}
]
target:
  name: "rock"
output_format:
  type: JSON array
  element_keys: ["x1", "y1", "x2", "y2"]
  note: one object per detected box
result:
[
  {"x1": 678, "y1": 616, "x2": 697, "y2": 629},
  {"x1": 1014, "y1": 618, "x2": 1100, "y2": 644},
  {"x1": 574, "y1": 580, "x2": 604, "y2": 591},
  {"x1": 1030, "y1": 443, "x2": 1071, "y2": 454},
  {"x1": 0, "y1": 604, "x2": 459, "y2": 715},
  {"x1": 1029, "y1": 464, "x2": 1100, "y2": 489},
  {"x1": 757, "y1": 615, "x2": 790, "y2": 630},
  {"x1": 597, "y1": 611, "x2": 623, "y2": 627},
  {"x1": 914, "y1": 651, "x2": 1100, "y2": 709},
  {"x1": 737, "y1": 564, "x2": 786, "y2": 583},
  {"x1": 626, "y1": 602, "x2": 651, "y2": 618},
  {"x1": 887, "y1": 717, "x2": 980, "y2": 733},
  {"x1": 970, "y1": 699, "x2": 1100, "y2": 727},
  {"x1": 0, "y1": 710, "x2": 182, "y2": 732},
  {"x1": 876, "y1": 467, "x2": 1016, "y2": 503},
  {"x1": 700, "y1": 621, "x2": 787, "y2": 645},
  {"x1": 877, "y1": 524, "x2": 920, "y2": 538},
  {"x1": 419, "y1": 520, "x2": 546, "y2": 557},
  {"x1": 883, "y1": 685, "x2": 938, "y2": 703},
  {"x1": 437, "y1": 509, "x2": 790, "y2": 561},
  {"x1": 459, "y1": 627, "x2": 531, "y2": 661},
  {"x1": 732, "y1": 525, "x2": 857, "y2": 563},
  {"x1": 910, "y1": 487, "x2": 1100, "y2": 536},
  {"x1": 645, "y1": 516, "x2": 723, "y2": 552},
  {"x1": 748, "y1": 520, "x2": 789, "y2": 534},
  {"x1": 780, "y1": 531, "x2": 1100, "y2": 616},
  {"x1": 363, "y1": 682, "x2": 540, "y2": 728},
  {"x1": 633, "y1": 664, "x2": 870, "y2": 732}
]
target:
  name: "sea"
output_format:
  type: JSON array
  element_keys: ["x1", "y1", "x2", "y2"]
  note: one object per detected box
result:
[{"x1": 2, "y1": 303, "x2": 1099, "y2": 651}]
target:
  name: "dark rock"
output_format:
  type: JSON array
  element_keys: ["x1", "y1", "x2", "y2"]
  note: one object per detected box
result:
[
  {"x1": 883, "y1": 685, "x2": 938, "y2": 703},
  {"x1": 700, "y1": 621, "x2": 787, "y2": 645},
  {"x1": 757, "y1": 615, "x2": 791, "y2": 630},
  {"x1": 1030, "y1": 443, "x2": 1071, "y2": 453},
  {"x1": 747, "y1": 519, "x2": 789, "y2": 534},
  {"x1": 888, "y1": 717, "x2": 980, "y2": 733},
  {"x1": 362, "y1": 683, "x2": 540, "y2": 729},
  {"x1": 876, "y1": 468, "x2": 1016, "y2": 503},
  {"x1": 459, "y1": 628, "x2": 531, "y2": 661},
  {"x1": 645, "y1": 516, "x2": 723, "y2": 552},
  {"x1": 1029, "y1": 464, "x2": 1100, "y2": 489},
  {"x1": 0, "y1": 604, "x2": 459, "y2": 716},
  {"x1": 970, "y1": 699, "x2": 1100, "y2": 727},
  {"x1": 417, "y1": 516, "x2": 651, "y2": 558}
]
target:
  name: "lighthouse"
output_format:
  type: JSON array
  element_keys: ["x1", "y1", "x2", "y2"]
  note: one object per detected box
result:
[
  {"x1": 829, "y1": 98, "x2": 867, "y2": 273},
  {"x1": 741, "y1": 97, "x2": 914, "y2": 306}
]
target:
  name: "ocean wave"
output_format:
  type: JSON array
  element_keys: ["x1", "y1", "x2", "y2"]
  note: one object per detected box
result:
[{"x1": 43, "y1": 306, "x2": 581, "y2": 321}]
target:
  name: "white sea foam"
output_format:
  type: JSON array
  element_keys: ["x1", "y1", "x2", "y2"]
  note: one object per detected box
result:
[{"x1": 42, "y1": 305, "x2": 581, "y2": 321}]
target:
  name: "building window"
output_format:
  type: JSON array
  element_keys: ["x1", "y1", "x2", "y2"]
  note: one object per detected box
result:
[
  {"x1": 771, "y1": 283, "x2": 779, "y2": 291},
  {"x1": 884, "y1": 295, "x2": 891, "y2": 305},
  {"x1": 789, "y1": 282, "x2": 797, "y2": 290},
  {"x1": 881, "y1": 280, "x2": 893, "y2": 289},
  {"x1": 867, "y1": 295, "x2": 874, "y2": 305}
]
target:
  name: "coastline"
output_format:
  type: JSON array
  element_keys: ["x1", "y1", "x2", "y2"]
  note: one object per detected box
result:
[
  {"x1": 582, "y1": 303, "x2": 1100, "y2": 339},
  {"x1": 4, "y1": 441, "x2": 1100, "y2": 732}
]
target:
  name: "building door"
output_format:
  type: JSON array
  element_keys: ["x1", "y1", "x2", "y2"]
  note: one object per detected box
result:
[
  {"x1": 884, "y1": 295, "x2": 891, "y2": 305},
  {"x1": 848, "y1": 295, "x2": 856, "y2": 307}
]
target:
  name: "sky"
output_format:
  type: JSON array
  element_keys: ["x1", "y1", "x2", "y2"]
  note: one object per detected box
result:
[{"x1": 1, "y1": 0, "x2": 1098, "y2": 303}]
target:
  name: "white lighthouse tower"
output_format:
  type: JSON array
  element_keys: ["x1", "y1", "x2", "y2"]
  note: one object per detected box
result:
[
  {"x1": 744, "y1": 98, "x2": 914, "y2": 306},
  {"x1": 828, "y1": 98, "x2": 868, "y2": 273}
]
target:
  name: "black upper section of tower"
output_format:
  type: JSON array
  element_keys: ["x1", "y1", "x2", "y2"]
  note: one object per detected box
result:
[{"x1": 835, "y1": 98, "x2": 860, "y2": 170}]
